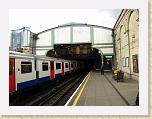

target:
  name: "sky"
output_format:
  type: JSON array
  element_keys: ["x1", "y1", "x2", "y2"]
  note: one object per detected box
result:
[{"x1": 9, "y1": 9, "x2": 122, "y2": 33}]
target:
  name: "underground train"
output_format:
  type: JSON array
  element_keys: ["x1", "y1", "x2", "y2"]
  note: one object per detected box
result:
[{"x1": 9, "y1": 51, "x2": 82, "y2": 94}]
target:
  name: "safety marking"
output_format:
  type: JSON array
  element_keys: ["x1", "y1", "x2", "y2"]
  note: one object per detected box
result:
[
  {"x1": 64, "y1": 72, "x2": 90, "y2": 106},
  {"x1": 72, "y1": 73, "x2": 90, "y2": 106}
]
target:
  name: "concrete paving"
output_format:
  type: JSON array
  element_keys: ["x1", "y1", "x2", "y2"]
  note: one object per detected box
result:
[
  {"x1": 68, "y1": 70, "x2": 139, "y2": 106},
  {"x1": 104, "y1": 71, "x2": 139, "y2": 105}
]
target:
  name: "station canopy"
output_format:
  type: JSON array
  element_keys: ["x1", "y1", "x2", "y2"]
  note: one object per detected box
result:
[{"x1": 36, "y1": 23, "x2": 114, "y2": 56}]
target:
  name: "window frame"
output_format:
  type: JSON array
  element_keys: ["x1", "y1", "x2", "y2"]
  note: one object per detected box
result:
[
  {"x1": 21, "y1": 61, "x2": 32, "y2": 74},
  {"x1": 122, "y1": 58, "x2": 126, "y2": 67},
  {"x1": 42, "y1": 62, "x2": 49, "y2": 71},
  {"x1": 126, "y1": 57, "x2": 129, "y2": 67},
  {"x1": 56, "y1": 63, "x2": 61, "y2": 70},
  {"x1": 65, "y1": 63, "x2": 69, "y2": 68}
]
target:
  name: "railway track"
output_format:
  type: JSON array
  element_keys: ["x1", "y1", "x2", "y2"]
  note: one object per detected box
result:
[{"x1": 25, "y1": 71, "x2": 88, "y2": 106}]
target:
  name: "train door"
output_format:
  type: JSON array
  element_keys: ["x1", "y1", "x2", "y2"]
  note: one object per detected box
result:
[
  {"x1": 9, "y1": 58, "x2": 15, "y2": 92},
  {"x1": 50, "y1": 61, "x2": 54, "y2": 80},
  {"x1": 62, "y1": 62, "x2": 64, "y2": 76}
]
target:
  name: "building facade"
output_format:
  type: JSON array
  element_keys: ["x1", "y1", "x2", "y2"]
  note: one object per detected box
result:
[
  {"x1": 10, "y1": 27, "x2": 34, "y2": 54},
  {"x1": 114, "y1": 9, "x2": 139, "y2": 80}
]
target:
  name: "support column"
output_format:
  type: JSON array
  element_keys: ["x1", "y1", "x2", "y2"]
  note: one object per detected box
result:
[
  {"x1": 51, "y1": 29, "x2": 55, "y2": 48},
  {"x1": 127, "y1": 10, "x2": 134, "y2": 79},
  {"x1": 90, "y1": 26, "x2": 94, "y2": 45},
  {"x1": 70, "y1": 26, "x2": 73, "y2": 43}
]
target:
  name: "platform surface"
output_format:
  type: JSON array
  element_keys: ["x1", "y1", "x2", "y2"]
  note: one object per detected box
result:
[{"x1": 67, "y1": 70, "x2": 138, "y2": 106}]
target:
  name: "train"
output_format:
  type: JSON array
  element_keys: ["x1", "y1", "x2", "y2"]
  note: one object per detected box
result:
[{"x1": 9, "y1": 51, "x2": 83, "y2": 94}]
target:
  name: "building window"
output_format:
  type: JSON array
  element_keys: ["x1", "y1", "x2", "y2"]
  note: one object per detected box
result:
[
  {"x1": 132, "y1": 55, "x2": 139, "y2": 73},
  {"x1": 56, "y1": 63, "x2": 61, "y2": 69},
  {"x1": 126, "y1": 57, "x2": 129, "y2": 67},
  {"x1": 65, "y1": 63, "x2": 68, "y2": 68},
  {"x1": 122, "y1": 58, "x2": 126, "y2": 67},
  {"x1": 21, "y1": 62, "x2": 32, "y2": 73},
  {"x1": 42, "y1": 62, "x2": 48, "y2": 71},
  {"x1": 122, "y1": 57, "x2": 129, "y2": 67}
]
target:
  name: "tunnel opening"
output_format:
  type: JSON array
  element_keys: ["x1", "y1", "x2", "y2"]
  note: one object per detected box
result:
[
  {"x1": 46, "y1": 43, "x2": 113, "y2": 71},
  {"x1": 103, "y1": 55, "x2": 113, "y2": 71}
]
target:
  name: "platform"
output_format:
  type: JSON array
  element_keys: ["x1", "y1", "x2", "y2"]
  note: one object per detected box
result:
[{"x1": 65, "y1": 70, "x2": 139, "y2": 106}]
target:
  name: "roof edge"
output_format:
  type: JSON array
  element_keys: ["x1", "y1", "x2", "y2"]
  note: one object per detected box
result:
[{"x1": 37, "y1": 23, "x2": 113, "y2": 35}]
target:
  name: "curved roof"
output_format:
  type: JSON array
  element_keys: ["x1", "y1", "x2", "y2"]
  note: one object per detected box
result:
[
  {"x1": 38, "y1": 23, "x2": 112, "y2": 35},
  {"x1": 36, "y1": 23, "x2": 114, "y2": 56}
]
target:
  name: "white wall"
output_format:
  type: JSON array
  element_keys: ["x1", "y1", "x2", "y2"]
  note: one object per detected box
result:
[
  {"x1": 73, "y1": 26, "x2": 90, "y2": 43},
  {"x1": 37, "y1": 31, "x2": 52, "y2": 46},
  {"x1": 100, "y1": 48, "x2": 113, "y2": 54},
  {"x1": 36, "y1": 50, "x2": 48, "y2": 55},
  {"x1": 36, "y1": 25, "x2": 113, "y2": 56},
  {"x1": 94, "y1": 27, "x2": 113, "y2": 44},
  {"x1": 55, "y1": 27, "x2": 71, "y2": 44},
  {"x1": 37, "y1": 60, "x2": 50, "y2": 78},
  {"x1": 15, "y1": 58, "x2": 36, "y2": 84}
]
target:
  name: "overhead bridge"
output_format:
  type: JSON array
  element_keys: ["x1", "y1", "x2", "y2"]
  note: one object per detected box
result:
[{"x1": 34, "y1": 23, "x2": 114, "y2": 70}]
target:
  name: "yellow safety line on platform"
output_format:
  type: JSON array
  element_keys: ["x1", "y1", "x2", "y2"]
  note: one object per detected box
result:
[{"x1": 72, "y1": 72, "x2": 90, "y2": 106}]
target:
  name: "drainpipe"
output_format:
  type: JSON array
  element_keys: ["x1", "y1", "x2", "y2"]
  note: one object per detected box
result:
[
  {"x1": 127, "y1": 11, "x2": 133, "y2": 79},
  {"x1": 112, "y1": 29, "x2": 116, "y2": 66},
  {"x1": 127, "y1": 29, "x2": 131, "y2": 79}
]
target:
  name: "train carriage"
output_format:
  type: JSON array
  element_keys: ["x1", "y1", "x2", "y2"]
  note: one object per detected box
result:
[
  {"x1": 35, "y1": 56, "x2": 54, "y2": 83},
  {"x1": 70, "y1": 61, "x2": 74, "y2": 73},
  {"x1": 71, "y1": 61, "x2": 77, "y2": 73},
  {"x1": 9, "y1": 51, "x2": 84, "y2": 94},
  {"x1": 64, "y1": 60, "x2": 70, "y2": 75},
  {"x1": 54, "y1": 60, "x2": 62, "y2": 80},
  {"x1": 9, "y1": 51, "x2": 36, "y2": 92}
]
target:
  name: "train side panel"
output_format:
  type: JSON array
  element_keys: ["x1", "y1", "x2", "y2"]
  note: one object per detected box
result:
[
  {"x1": 54, "y1": 61, "x2": 62, "y2": 80},
  {"x1": 9, "y1": 51, "x2": 83, "y2": 94},
  {"x1": 70, "y1": 61, "x2": 75, "y2": 73},
  {"x1": 15, "y1": 58, "x2": 36, "y2": 90},
  {"x1": 36, "y1": 60, "x2": 50, "y2": 83},
  {"x1": 64, "y1": 61, "x2": 70, "y2": 75}
]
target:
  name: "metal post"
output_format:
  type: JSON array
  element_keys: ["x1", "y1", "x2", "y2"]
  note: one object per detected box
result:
[
  {"x1": 90, "y1": 26, "x2": 94, "y2": 45},
  {"x1": 51, "y1": 30, "x2": 55, "y2": 48},
  {"x1": 70, "y1": 26, "x2": 73, "y2": 43}
]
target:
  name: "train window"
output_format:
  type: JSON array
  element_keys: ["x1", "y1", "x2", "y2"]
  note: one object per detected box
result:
[
  {"x1": 51, "y1": 62, "x2": 54, "y2": 70},
  {"x1": 42, "y1": 62, "x2": 48, "y2": 71},
  {"x1": 56, "y1": 63, "x2": 61, "y2": 69},
  {"x1": 65, "y1": 63, "x2": 68, "y2": 68},
  {"x1": 9, "y1": 60, "x2": 13, "y2": 75},
  {"x1": 71, "y1": 63, "x2": 73, "y2": 68},
  {"x1": 21, "y1": 62, "x2": 32, "y2": 73}
]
